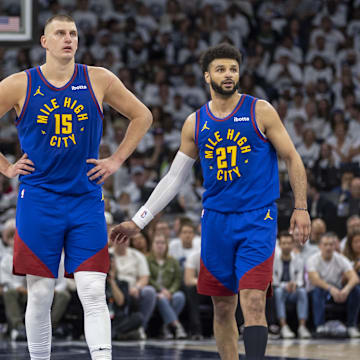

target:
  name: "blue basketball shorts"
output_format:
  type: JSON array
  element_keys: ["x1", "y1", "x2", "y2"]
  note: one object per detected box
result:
[
  {"x1": 198, "y1": 203, "x2": 277, "y2": 296},
  {"x1": 14, "y1": 183, "x2": 109, "y2": 278}
]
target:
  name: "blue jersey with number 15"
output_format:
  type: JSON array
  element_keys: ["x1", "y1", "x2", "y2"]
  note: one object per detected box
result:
[
  {"x1": 15, "y1": 64, "x2": 103, "y2": 195},
  {"x1": 195, "y1": 94, "x2": 279, "y2": 213}
]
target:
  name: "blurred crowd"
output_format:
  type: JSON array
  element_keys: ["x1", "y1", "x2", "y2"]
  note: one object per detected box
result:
[{"x1": 0, "y1": 0, "x2": 360, "y2": 341}]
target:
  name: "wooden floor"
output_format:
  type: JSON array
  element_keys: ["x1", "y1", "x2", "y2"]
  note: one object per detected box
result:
[{"x1": 0, "y1": 338, "x2": 359, "y2": 359}]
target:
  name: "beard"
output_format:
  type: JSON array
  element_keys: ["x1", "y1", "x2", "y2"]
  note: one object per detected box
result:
[{"x1": 210, "y1": 78, "x2": 239, "y2": 97}]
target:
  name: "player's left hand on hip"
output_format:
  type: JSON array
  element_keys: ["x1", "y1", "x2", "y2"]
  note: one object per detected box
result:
[
  {"x1": 289, "y1": 210, "x2": 311, "y2": 245},
  {"x1": 86, "y1": 157, "x2": 120, "y2": 184}
]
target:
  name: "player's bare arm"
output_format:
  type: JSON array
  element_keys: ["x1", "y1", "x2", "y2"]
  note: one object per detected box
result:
[
  {"x1": 86, "y1": 67, "x2": 153, "y2": 184},
  {"x1": 256, "y1": 99, "x2": 311, "y2": 244},
  {"x1": 110, "y1": 112, "x2": 198, "y2": 243},
  {"x1": 0, "y1": 72, "x2": 35, "y2": 177}
]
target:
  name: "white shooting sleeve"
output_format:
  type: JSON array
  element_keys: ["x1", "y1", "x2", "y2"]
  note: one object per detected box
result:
[{"x1": 132, "y1": 151, "x2": 196, "y2": 229}]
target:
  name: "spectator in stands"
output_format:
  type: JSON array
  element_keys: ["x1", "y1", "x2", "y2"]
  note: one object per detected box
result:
[
  {"x1": 122, "y1": 165, "x2": 155, "y2": 206},
  {"x1": 341, "y1": 215, "x2": 360, "y2": 251},
  {"x1": 0, "y1": 218, "x2": 26, "y2": 341},
  {"x1": 307, "y1": 232, "x2": 360, "y2": 338},
  {"x1": 168, "y1": 220, "x2": 200, "y2": 269},
  {"x1": 343, "y1": 229, "x2": 360, "y2": 277},
  {"x1": 129, "y1": 231, "x2": 151, "y2": 256},
  {"x1": 297, "y1": 128, "x2": 320, "y2": 168},
  {"x1": 347, "y1": 177, "x2": 360, "y2": 216},
  {"x1": 327, "y1": 115, "x2": 352, "y2": 167},
  {"x1": 273, "y1": 232, "x2": 310, "y2": 339},
  {"x1": 111, "y1": 238, "x2": 156, "y2": 339},
  {"x1": 295, "y1": 217, "x2": 325, "y2": 262},
  {"x1": 335, "y1": 169, "x2": 354, "y2": 217},
  {"x1": 154, "y1": 220, "x2": 172, "y2": 241},
  {"x1": 183, "y1": 249, "x2": 211, "y2": 340},
  {"x1": 147, "y1": 233, "x2": 187, "y2": 339},
  {"x1": 106, "y1": 254, "x2": 143, "y2": 340},
  {"x1": 307, "y1": 179, "x2": 337, "y2": 222},
  {"x1": 312, "y1": 143, "x2": 339, "y2": 192}
]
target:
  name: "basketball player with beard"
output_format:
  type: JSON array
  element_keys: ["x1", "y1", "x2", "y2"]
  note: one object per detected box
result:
[{"x1": 111, "y1": 43, "x2": 310, "y2": 360}]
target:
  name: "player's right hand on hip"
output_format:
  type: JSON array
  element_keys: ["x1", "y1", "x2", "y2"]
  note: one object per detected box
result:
[
  {"x1": 4, "y1": 153, "x2": 35, "y2": 178},
  {"x1": 110, "y1": 221, "x2": 140, "y2": 244}
]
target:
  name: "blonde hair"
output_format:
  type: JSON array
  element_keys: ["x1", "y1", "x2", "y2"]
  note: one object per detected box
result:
[{"x1": 44, "y1": 14, "x2": 75, "y2": 33}]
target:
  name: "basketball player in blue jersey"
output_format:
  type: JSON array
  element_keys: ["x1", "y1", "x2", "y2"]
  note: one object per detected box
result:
[
  {"x1": 111, "y1": 43, "x2": 310, "y2": 360},
  {"x1": 0, "y1": 15, "x2": 152, "y2": 360}
]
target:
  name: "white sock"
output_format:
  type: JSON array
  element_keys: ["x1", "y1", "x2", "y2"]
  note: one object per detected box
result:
[
  {"x1": 26, "y1": 275, "x2": 55, "y2": 360},
  {"x1": 75, "y1": 271, "x2": 111, "y2": 360}
]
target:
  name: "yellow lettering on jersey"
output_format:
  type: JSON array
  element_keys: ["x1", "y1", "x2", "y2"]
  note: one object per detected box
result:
[
  {"x1": 77, "y1": 113, "x2": 88, "y2": 121},
  {"x1": 208, "y1": 138, "x2": 217, "y2": 146},
  {"x1": 68, "y1": 134, "x2": 76, "y2": 145},
  {"x1": 63, "y1": 97, "x2": 72, "y2": 108},
  {"x1": 49, "y1": 134, "x2": 76, "y2": 148},
  {"x1": 37, "y1": 115, "x2": 48, "y2": 124},
  {"x1": 205, "y1": 144, "x2": 214, "y2": 150},
  {"x1": 241, "y1": 145, "x2": 251, "y2": 153},
  {"x1": 227, "y1": 129, "x2": 234, "y2": 140},
  {"x1": 70, "y1": 100, "x2": 77, "y2": 109},
  {"x1": 233, "y1": 132, "x2": 240, "y2": 142},
  {"x1": 237, "y1": 136, "x2": 247, "y2": 147},
  {"x1": 205, "y1": 150, "x2": 213, "y2": 159},
  {"x1": 232, "y1": 167, "x2": 241, "y2": 177},
  {"x1": 51, "y1": 98, "x2": 60, "y2": 110},
  {"x1": 50, "y1": 136, "x2": 57, "y2": 146},
  {"x1": 43, "y1": 99, "x2": 59, "y2": 113},
  {"x1": 216, "y1": 166, "x2": 241, "y2": 182},
  {"x1": 214, "y1": 131, "x2": 223, "y2": 143},
  {"x1": 40, "y1": 108, "x2": 50, "y2": 115},
  {"x1": 74, "y1": 105, "x2": 84, "y2": 114}
]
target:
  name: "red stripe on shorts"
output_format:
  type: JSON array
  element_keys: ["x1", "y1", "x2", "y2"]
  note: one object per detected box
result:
[
  {"x1": 13, "y1": 229, "x2": 54, "y2": 278},
  {"x1": 198, "y1": 258, "x2": 235, "y2": 296},
  {"x1": 238, "y1": 250, "x2": 275, "y2": 297},
  {"x1": 66, "y1": 244, "x2": 110, "y2": 278}
]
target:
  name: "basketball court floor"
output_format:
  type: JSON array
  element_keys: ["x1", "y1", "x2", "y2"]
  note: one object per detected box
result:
[{"x1": 1, "y1": 338, "x2": 359, "y2": 359}]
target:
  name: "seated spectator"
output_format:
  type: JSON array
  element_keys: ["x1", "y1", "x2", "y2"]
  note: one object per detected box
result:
[
  {"x1": 334, "y1": 169, "x2": 354, "y2": 217},
  {"x1": 307, "y1": 179, "x2": 337, "y2": 223},
  {"x1": 312, "y1": 143, "x2": 339, "y2": 192},
  {"x1": 297, "y1": 128, "x2": 320, "y2": 168},
  {"x1": 307, "y1": 232, "x2": 360, "y2": 338},
  {"x1": 184, "y1": 249, "x2": 213, "y2": 340},
  {"x1": 348, "y1": 177, "x2": 360, "y2": 217},
  {"x1": 129, "y1": 231, "x2": 151, "y2": 256},
  {"x1": 106, "y1": 254, "x2": 143, "y2": 340},
  {"x1": 343, "y1": 229, "x2": 360, "y2": 277},
  {"x1": 1, "y1": 219, "x2": 71, "y2": 341},
  {"x1": 147, "y1": 233, "x2": 187, "y2": 339},
  {"x1": 341, "y1": 215, "x2": 360, "y2": 251},
  {"x1": 296, "y1": 218, "x2": 325, "y2": 261},
  {"x1": 168, "y1": 220, "x2": 200, "y2": 269},
  {"x1": 111, "y1": 238, "x2": 157, "y2": 339},
  {"x1": 273, "y1": 232, "x2": 311, "y2": 339},
  {"x1": 153, "y1": 220, "x2": 172, "y2": 241},
  {"x1": 0, "y1": 219, "x2": 26, "y2": 341}
]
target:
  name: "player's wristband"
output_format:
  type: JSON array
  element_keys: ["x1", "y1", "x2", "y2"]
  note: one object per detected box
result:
[
  {"x1": 132, "y1": 206, "x2": 154, "y2": 230},
  {"x1": 294, "y1": 207, "x2": 308, "y2": 211}
]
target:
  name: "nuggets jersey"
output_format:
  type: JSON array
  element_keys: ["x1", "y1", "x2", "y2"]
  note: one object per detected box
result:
[
  {"x1": 195, "y1": 94, "x2": 279, "y2": 212},
  {"x1": 16, "y1": 64, "x2": 103, "y2": 195}
]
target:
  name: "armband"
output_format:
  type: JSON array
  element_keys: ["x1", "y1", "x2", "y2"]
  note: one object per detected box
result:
[{"x1": 132, "y1": 206, "x2": 154, "y2": 229}]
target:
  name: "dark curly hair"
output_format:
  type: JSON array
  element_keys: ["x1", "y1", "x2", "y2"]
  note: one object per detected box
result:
[{"x1": 199, "y1": 43, "x2": 242, "y2": 73}]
